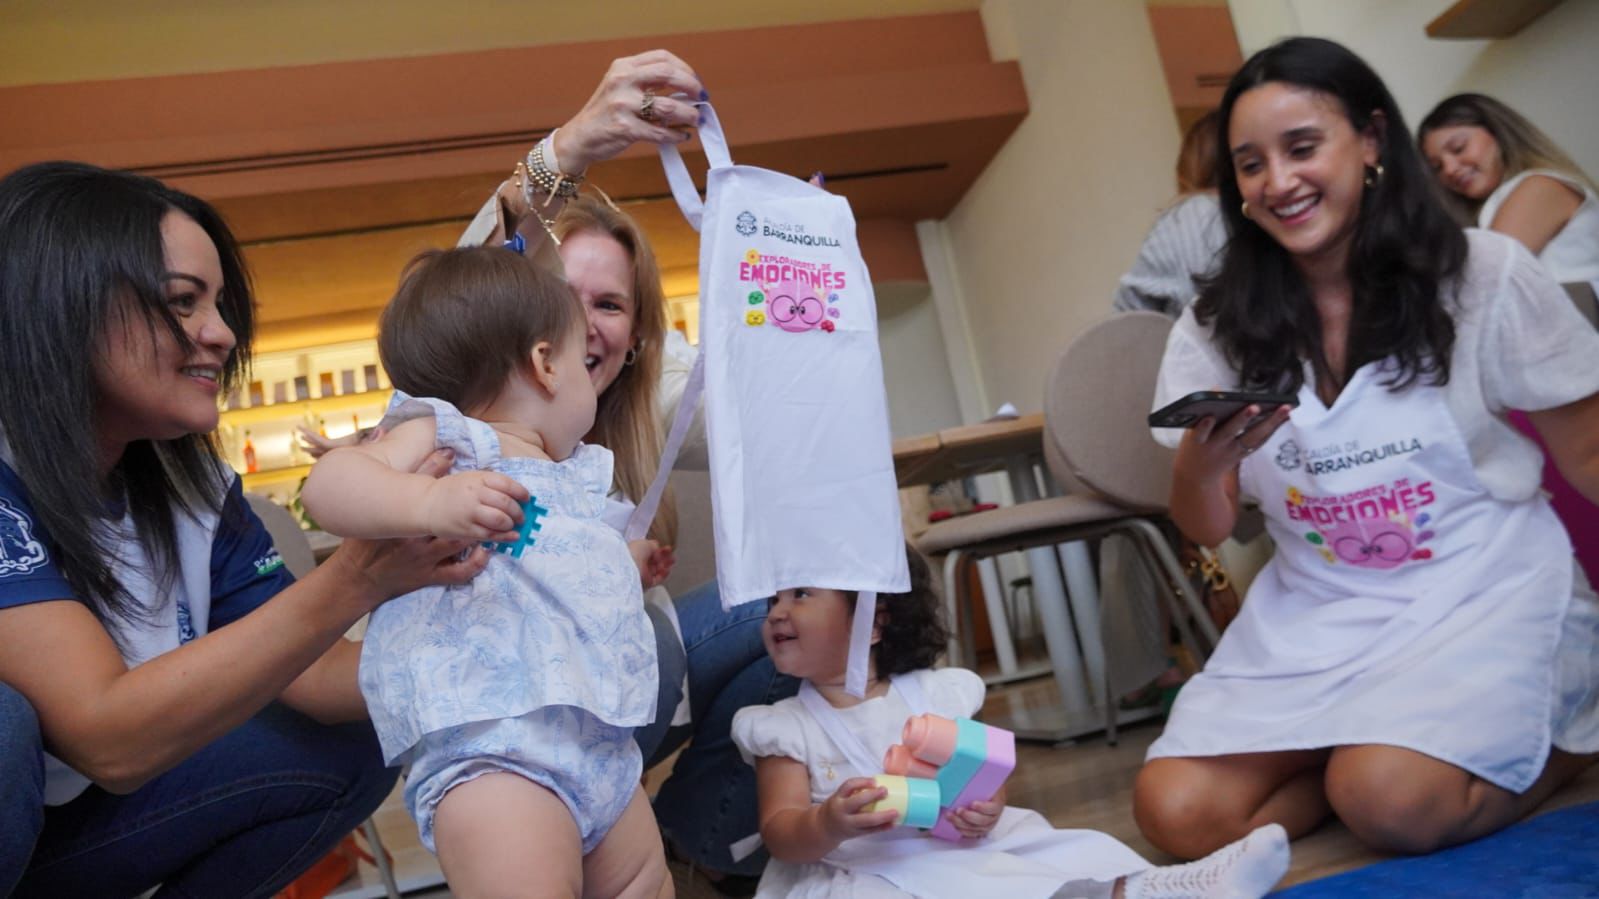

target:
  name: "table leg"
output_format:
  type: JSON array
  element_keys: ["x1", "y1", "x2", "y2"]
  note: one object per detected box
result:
[
  {"x1": 976, "y1": 557, "x2": 1019, "y2": 676},
  {"x1": 1005, "y1": 459, "x2": 1094, "y2": 713},
  {"x1": 1056, "y1": 542, "x2": 1107, "y2": 700}
]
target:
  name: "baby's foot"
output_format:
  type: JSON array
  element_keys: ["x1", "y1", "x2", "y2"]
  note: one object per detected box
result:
[{"x1": 1124, "y1": 823, "x2": 1289, "y2": 899}]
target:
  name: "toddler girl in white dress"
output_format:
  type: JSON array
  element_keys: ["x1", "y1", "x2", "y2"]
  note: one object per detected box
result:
[
  {"x1": 731, "y1": 547, "x2": 1290, "y2": 899},
  {"x1": 304, "y1": 246, "x2": 671, "y2": 898}
]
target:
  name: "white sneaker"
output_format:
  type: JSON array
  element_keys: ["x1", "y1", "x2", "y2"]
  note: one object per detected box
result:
[{"x1": 1124, "y1": 823, "x2": 1290, "y2": 899}]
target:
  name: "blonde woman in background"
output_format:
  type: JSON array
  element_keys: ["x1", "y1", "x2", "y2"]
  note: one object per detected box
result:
[
  {"x1": 1419, "y1": 93, "x2": 1599, "y2": 593},
  {"x1": 1419, "y1": 92, "x2": 1599, "y2": 291}
]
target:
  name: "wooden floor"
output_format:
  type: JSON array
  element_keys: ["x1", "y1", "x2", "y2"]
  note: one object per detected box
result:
[{"x1": 336, "y1": 672, "x2": 1599, "y2": 898}]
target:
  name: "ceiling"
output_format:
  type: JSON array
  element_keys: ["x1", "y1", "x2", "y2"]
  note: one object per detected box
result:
[
  {"x1": 0, "y1": 9, "x2": 1025, "y2": 348},
  {"x1": 0, "y1": 0, "x2": 980, "y2": 87}
]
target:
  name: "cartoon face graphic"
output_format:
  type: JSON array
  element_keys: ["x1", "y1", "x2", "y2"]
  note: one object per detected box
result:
[
  {"x1": 1312, "y1": 511, "x2": 1430, "y2": 569},
  {"x1": 766, "y1": 292, "x2": 826, "y2": 332}
]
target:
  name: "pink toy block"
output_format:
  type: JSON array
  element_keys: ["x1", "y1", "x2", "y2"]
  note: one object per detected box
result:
[
  {"x1": 882, "y1": 744, "x2": 940, "y2": 779},
  {"x1": 885, "y1": 714, "x2": 1017, "y2": 842}
]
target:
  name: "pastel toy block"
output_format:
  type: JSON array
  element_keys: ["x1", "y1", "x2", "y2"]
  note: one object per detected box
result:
[
  {"x1": 864, "y1": 775, "x2": 941, "y2": 829},
  {"x1": 929, "y1": 721, "x2": 1015, "y2": 841},
  {"x1": 900, "y1": 713, "x2": 960, "y2": 765},
  {"x1": 485, "y1": 496, "x2": 548, "y2": 559},
  {"x1": 890, "y1": 714, "x2": 1017, "y2": 842},
  {"x1": 882, "y1": 744, "x2": 940, "y2": 779}
]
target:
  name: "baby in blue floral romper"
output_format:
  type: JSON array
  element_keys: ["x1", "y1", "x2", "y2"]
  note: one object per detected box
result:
[{"x1": 303, "y1": 247, "x2": 671, "y2": 898}]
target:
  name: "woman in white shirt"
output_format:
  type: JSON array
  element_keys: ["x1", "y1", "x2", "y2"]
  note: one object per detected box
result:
[{"x1": 1133, "y1": 38, "x2": 1599, "y2": 863}]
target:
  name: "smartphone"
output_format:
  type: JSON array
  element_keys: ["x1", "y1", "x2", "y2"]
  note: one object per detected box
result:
[{"x1": 1148, "y1": 390, "x2": 1298, "y2": 429}]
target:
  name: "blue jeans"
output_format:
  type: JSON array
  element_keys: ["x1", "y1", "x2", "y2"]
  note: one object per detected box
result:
[
  {"x1": 634, "y1": 580, "x2": 797, "y2": 878},
  {"x1": 0, "y1": 682, "x2": 44, "y2": 897},
  {"x1": 2, "y1": 691, "x2": 396, "y2": 899}
]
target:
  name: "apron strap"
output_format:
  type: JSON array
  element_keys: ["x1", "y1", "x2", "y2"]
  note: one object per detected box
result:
[
  {"x1": 797, "y1": 681, "x2": 884, "y2": 776},
  {"x1": 889, "y1": 672, "x2": 931, "y2": 717},
  {"x1": 657, "y1": 103, "x2": 731, "y2": 232},
  {"x1": 845, "y1": 591, "x2": 877, "y2": 698},
  {"x1": 797, "y1": 676, "x2": 932, "y2": 775},
  {"x1": 623, "y1": 351, "x2": 705, "y2": 542}
]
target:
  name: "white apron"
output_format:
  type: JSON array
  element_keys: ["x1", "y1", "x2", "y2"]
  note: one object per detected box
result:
[
  {"x1": 1149, "y1": 362, "x2": 1573, "y2": 792},
  {"x1": 652, "y1": 105, "x2": 908, "y2": 695},
  {"x1": 776, "y1": 677, "x2": 1148, "y2": 899}
]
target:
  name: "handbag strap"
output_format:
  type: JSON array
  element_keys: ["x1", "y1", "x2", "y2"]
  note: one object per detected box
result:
[{"x1": 657, "y1": 103, "x2": 732, "y2": 232}]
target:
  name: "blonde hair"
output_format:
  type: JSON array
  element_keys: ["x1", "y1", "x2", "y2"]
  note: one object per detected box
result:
[
  {"x1": 1418, "y1": 93, "x2": 1597, "y2": 223},
  {"x1": 553, "y1": 196, "x2": 677, "y2": 545}
]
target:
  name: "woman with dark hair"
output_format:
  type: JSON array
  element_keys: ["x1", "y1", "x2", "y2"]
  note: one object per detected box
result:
[
  {"x1": 1132, "y1": 37, "x2": 1599, "y2": 860},
  {"x1": 0, "y1": 161, "x2": 489, "y2": 897}
]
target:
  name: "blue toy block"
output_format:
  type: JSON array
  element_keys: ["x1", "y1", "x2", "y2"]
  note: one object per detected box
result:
[{"x1": 484, "y1": 495, "x2": 548, "y2": 558}]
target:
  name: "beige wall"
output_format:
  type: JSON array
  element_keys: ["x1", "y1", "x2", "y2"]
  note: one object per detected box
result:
[
  {"x1": 1228, "y1": 0, "x2": 1599, "y2": 179},
  {"x1": 923, "y1": 0, "x2": 1181, "y2": 419}
]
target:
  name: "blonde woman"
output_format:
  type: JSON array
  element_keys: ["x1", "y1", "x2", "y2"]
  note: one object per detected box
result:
[
  {"x1": 1419, "y1": 92, "x2": 1599, "y2": 288},
  {"x1": 1419, "y1": 93, "x2": 1599, "y2": 593}
]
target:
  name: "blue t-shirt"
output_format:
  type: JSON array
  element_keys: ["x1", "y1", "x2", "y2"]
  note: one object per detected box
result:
[{"x1": 0, "y1": 458, "x2": 295, "y2": 802}]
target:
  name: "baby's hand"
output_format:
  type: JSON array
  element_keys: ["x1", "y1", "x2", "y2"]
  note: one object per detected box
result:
[
  {"x1": 946, "y1": 796, "x2": 1003, "y2": 839},
  {"x1": 628, "y1": 540, "x2": 676, "y2": 589},
  {"x1": 420, "y1": 471, "x2": 529, "y2": 542},
  {"x1": 820, "y1": 777, "x2": 898, "y2": 841}
]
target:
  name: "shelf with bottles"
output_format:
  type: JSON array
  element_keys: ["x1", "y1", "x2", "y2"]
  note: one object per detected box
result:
[
  {"x1": 220, "y1": 388, "x2": 392, "y2": 428},
  {"x1": 219, "y1": 339, "x2": 392, "y2": 508}
]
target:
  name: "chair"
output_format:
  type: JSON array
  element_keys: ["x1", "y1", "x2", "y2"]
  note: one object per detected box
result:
[
  {"x1": 243, "y1": 493, "x2": 403, "y2": 899},
  {"x1": 243, "y1": 493, "x2": 316, "y2": 578},
  {"x1": 914, "y1": 312, "x2": 1219, "y2": 743}
]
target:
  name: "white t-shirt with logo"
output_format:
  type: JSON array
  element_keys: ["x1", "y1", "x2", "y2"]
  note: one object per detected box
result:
[{"x1": 1151, "y1": 229, "x2": 1599, "y2": 504}]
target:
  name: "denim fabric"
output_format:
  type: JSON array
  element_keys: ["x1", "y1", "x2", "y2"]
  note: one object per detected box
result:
[
  {"x1": 0, "y1": 682, "x2": 44, "y2": 897},
  {"x1": 635, "y1": 601, "x2": 688, "y2": 764},
  {"x1": 13, "y1": 702, "x2": 396, "y2": 899},
  {"x1": 649, "y1": 580, "x2": 799, "y2": 877}
]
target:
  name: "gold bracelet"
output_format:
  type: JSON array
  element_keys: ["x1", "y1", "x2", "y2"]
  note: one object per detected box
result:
[{"x1": 524, "y1": 132, "x2": 582, "y2": 203}]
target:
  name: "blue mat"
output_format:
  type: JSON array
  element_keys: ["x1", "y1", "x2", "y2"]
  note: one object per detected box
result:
[{"x1": 1272, "y1": 802, "x2": 1599, "y2": 898}]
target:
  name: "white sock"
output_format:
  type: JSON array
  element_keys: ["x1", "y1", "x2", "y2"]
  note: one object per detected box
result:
[{"x1": 1123, "y1": 823, "x2": 1290, "y2": 899}]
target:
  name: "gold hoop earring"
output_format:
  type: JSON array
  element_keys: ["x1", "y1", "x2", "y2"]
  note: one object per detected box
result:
[
  {"x1": 1364, "y1": 163, "x2": 1385, "y2": 187},
  {"x1": 624, "y1": 346, "x2": 639, "y2": 366},
  {"x1": 1241, "y1": 200, "x2": 1250, "y2": 218}
]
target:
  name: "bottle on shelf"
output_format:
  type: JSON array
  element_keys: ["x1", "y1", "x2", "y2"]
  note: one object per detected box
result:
[
  {"x1": 318, "y1": 417, "x2": 329, "y2": 438},
  {"x1": 243, "y1": 430, "x2": 258, "y2": 474}
]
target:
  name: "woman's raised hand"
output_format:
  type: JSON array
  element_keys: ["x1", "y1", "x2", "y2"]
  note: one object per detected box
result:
[
  {"x1": 1174, "y1": 402, "x2": 1292, "y2": 486},
  {"x1": 552, "y1": 50, "x2": 706, "y2": 173}
]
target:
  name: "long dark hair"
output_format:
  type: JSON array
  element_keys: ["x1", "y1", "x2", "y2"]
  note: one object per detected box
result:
[
  {"x1": 1196, "y1": 37, "x2": 1465, "y2": 394},
  {"x1": 0, "y1": 162, "x2": 255, "y2": 628}
]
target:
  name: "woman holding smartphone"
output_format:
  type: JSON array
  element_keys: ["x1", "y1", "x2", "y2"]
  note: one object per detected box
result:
[{"x1": 1133, "y1": 38, "x2": 1599, "y2": 861}]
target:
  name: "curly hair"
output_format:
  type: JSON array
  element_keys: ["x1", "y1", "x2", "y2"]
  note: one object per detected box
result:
[{"x1": 857, "y1": 546, "x2": 949, "y2": 678}]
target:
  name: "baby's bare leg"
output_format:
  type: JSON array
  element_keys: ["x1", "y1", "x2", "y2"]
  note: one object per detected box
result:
[
  {"x1": 433, "y1": 772, "x2": 582, "y2": 899},
  {"x1": 581, "y1": 786, "x2": 672, "y2": 899}
]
